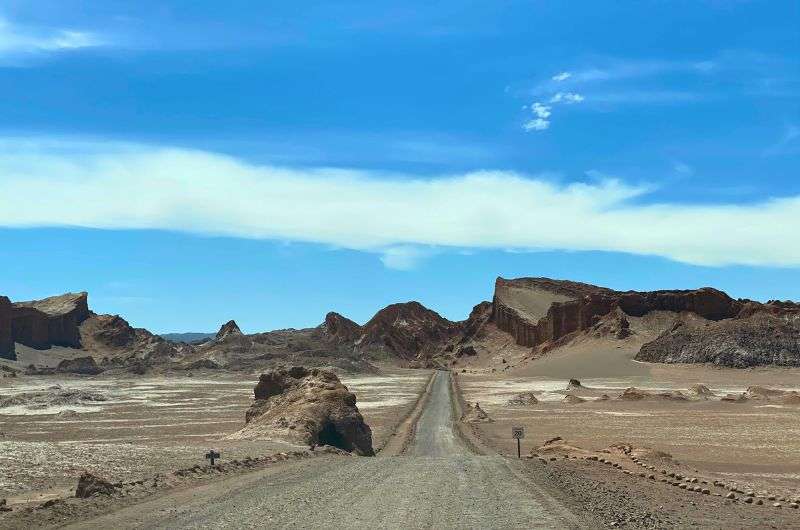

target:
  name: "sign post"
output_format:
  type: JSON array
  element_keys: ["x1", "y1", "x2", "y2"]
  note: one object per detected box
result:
[
  {"x1": 205, "y1": 449, "x2": 221, "y2": 466},
  {"x1": 512, "y1": 426, "x2": 525, "y2": 459}
]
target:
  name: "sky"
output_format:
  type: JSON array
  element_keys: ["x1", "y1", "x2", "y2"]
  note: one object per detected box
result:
[{"x1": 0, "y1": 1, "x2": 798, "y2": 333}]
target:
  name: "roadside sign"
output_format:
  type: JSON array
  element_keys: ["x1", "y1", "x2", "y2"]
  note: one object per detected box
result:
[
  {"x1": 512, "y1": 426, "x2": 524, "y2": 458},
  {"x1": 205, "y1": 449, "x2": 221, "y2": 466}
]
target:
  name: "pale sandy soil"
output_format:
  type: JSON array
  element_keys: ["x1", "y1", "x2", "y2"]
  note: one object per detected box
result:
[
  {"x1": 0, "y1": 368, "x2": 428, "y2": 506},
  {"x1": 459, "y1": 347, "x2": 800, "y2": 501}
]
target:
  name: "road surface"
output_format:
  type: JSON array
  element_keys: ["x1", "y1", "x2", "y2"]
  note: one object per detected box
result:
[{"x1": 69, "y1": 371, "x2": 581, "y2": 529}]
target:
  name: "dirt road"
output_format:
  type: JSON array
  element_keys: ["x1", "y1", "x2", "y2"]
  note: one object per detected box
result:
[{"x1": 66, "y1": 371, "x2": 582, "y2": 529}]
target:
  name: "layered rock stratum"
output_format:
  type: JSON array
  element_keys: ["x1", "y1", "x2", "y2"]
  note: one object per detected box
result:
[
  {"x1": 229, "y1": 366, "x2": 374, "y2": 455},
  {"x1": 2, "y1": 275, "x2": 799, "y2": 371}
]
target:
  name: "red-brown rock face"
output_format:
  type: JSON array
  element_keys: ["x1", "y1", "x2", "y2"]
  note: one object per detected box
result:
[
  {"x1": 8, "y1": 292, "x2": 90, "y2": 352},
  {"x1": 491, "y1": 277, "x2": 745, "y2": 349},
  {"x1": 324, "y1": 312, "x2": 362, "y2": 343},
  {"x1": 360, "y1": 301, "x2": 460, "y2": 360},
  {"x1": 0, "y1": 296, "x2": 14, "y2": 360}
]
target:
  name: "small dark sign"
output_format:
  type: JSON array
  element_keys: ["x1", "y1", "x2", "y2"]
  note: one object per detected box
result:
[{"x1": 205, "y1": 449, "x2": 221, "y2": 466}]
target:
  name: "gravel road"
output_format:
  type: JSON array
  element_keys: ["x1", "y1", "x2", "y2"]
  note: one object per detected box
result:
[{"x1": 67, "y1": 371, "x2": 583, "y2": 529}]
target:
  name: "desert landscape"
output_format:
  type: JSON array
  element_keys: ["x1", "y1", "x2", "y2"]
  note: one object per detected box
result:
[{"x1": 1, "y1": 276, "x2": 800, "y2": 527}]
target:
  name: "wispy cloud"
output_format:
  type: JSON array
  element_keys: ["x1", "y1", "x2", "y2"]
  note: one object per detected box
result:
[
  {"x1": 523, "y1": 103, "x2": 552, "y2": 131},
  {"x1": 764, "y1": 124, "x2": 800, "y2": 156},
  {"x1": 2, "y1": 137, "x2": 800, "y2": 268},
  {"x1": 552, "y1": 71, "x2": 571, "y2": 82},
  {"x1": 0, "y1": 16, "x2": 103, "y2": 60},
  {"x1": 549, "y1": 92, "x2": 584, "y2": 104},
  {"x1": 523, "y1": 87, "x2": 583, "y2": 132}
]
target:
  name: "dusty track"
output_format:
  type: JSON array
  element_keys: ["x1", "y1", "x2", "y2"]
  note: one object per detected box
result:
[{"x1": 64, "y1": 371, "x2": 584, "y2": 529}]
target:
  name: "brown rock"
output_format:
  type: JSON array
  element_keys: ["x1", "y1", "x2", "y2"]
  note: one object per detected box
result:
[
  {"x1": 215, "y1": 320, "x2": 242, "y2": 340},
  {"x1": 359, "y1": 301, "x2": 460, "y2": 360},
  {"x1": 0, "y1": 297, "x2": 14, "y2": 360},
  {"x1": 56, "y1": 356, "x2": 103, "y2": 375},
  {"x1": 75, "y1": 472, "x2": 117, "y2": 498},
  {"x1": 11, "y1": 292, "x2": 90, "y2": 350},
  {"x1": 230, "y1": 367, "x2": 374, "y2": 456},
  {"x1": 506, "y1": 392, "x2": 538, "y2": 406},
  {"x1": 323, "y1": 312, "x2": 362, "y2": 343},
  {"x1": 461, "y1": 402, "x2": 494, "y2": 423}
]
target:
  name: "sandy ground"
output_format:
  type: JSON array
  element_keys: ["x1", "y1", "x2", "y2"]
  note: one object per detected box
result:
[
  {"x1": 0, "y1": 367, "x2": 429, "y2": 506},
  {"x1": 459, "y1": 346, "x2": 800, "y2": 500}
]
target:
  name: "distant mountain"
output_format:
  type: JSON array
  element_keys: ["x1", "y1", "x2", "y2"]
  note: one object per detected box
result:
[{"x1": 160, "y1": 332, "x2": 216, "y2": 343}]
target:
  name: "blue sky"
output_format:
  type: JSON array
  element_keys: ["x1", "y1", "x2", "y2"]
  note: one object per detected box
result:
[{"x1": 0, "y1": 1, "x2": 798, "y2": 332}]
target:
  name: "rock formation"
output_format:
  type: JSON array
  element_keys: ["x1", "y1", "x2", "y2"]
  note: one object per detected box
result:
[
  {"x1": 79, "y1": 314, "x2": 180, "y2": 368},
  {"x1": 506, "y1": 392, "x2": 538, "y2": 406},
  {"x1": 323, "y1": 312, "x2": 362, "y2": 343},
  {"x1": 75, "y1": 472, "x2": 117, "y2": 498},
  {"x1": 0, "y1": 296, "x2": 13, "y2": 360},
  {"x1": 216, "y1": 320, "x2": 242, "y2": 340},
  {"x1": 461, "y1": 402, "x2": 493, "y2": 423},
  {"x1": 491, "y1": 277, "x2": 742, "y2": 350},
  {"x1": 358, "y1": 302, "x2": 461, "y2": 360},
  {"x1": 56, "y1": 356, "x2": 103, "y2": 375},
  {"x1": 11, "y1": 292, "x2": 90, "y2": 349},
  {"x1": 635, "y1": 312, "x2": 800, "y2": 367},
  {"x1": 0, "y1": 292, "x2": 91, "y2": 358},
  {"x1": 229, "y1": 367, "x2": 374, "y2": 456}
]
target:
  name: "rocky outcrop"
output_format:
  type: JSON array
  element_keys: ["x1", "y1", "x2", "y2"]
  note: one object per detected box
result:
[
  {"x1": 75, "y1": 472, "x2": 117, "y2": 498},
  {"x1": 359, "y1": 302, "x2": 460, "y2": 360},
  {"x1": 506, "y1": 392, "x2": 538, "y2": 406},
  {"x1": 323, "y1": 312, "x2": 362, "y2": 343},
  {"x1": 216, "y1": 320, "x2": 242, "y2": 340},
  {"x1": 80, "y1": 314, "x2": 180, "y2": 367},
  {"x1": 618, "y1": 387, "x2": 688, "y2": 401},
  {"x1": 461, "y1": 402, "x2": 493, "y2": 423},
  {"x1": 0, "y1": 296, "x2": 13, "y2": 360},
  {"x1": 635, "y1": 312, "x2": 800, "y2": 367},
  {"x1": 56, "y1": 356, "x2": 103, "y2": 375},
  {"x1": 492, "y1": 278, "x2": 743, "y2": 350},
  {"x1": 230, "y1": 367, "x2": 374, "y2": 456},
  {"x1": 0, "y1": 293, "x2": 92, "y2": 358},
  {"x1": 488, "y1": 277, "x2": 800, "y2": 368}
]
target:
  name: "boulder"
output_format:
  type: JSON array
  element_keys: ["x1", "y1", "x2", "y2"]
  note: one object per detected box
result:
[
  {"x1": 229, "y1": 367, "x2": 374, "y2": 456},
  {"x1": 688, "y1": 384, "x2": 715, "y2": 398},
  {"x1": 456, "y1": 345, "x2": 478, "y2": 358},
  {"x1": 75, "y1": 472, "x2": 117, "y2": 498},
  {"x1": 216, "y1": 320, "x2": 243, "y2": 340},
  {"x1": 721, "y1": 393, "x2": 748, "y2": 403},
  {"x1": 562, "y1": 394, "x2": 586, "y2": 404},
  {"x1": 506, "y1": 392, "x2": 538, "y2": 406},
  {"x1": 56, "y1": 356, "x2": 103, "y2": 375},
  {"x1": 461, "y1": 402, "x2": 493, "y2": 423}
]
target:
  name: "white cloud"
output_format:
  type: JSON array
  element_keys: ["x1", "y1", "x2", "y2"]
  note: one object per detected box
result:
[
  {"x1": 549, "y1": 92, "x2": 584, "y2": 104},
  {"x1": 379, "y1": 246, "x2": 432, "y2": 270},
  {"x1": 531, "y1": 102, "x2": 551, "y2": 118},
  {"x1": 523, "y1": 118, "x2": 549, "y2": 131},
  {"x1": 2, "y1": 137, "x2": 800, "y2": 267},
  {"x1": 0, "y1": 16, "x2": 102, "y2": 57},
  {"x1": 552, "y1": 72, "x2": 571, "y2": 82}
]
